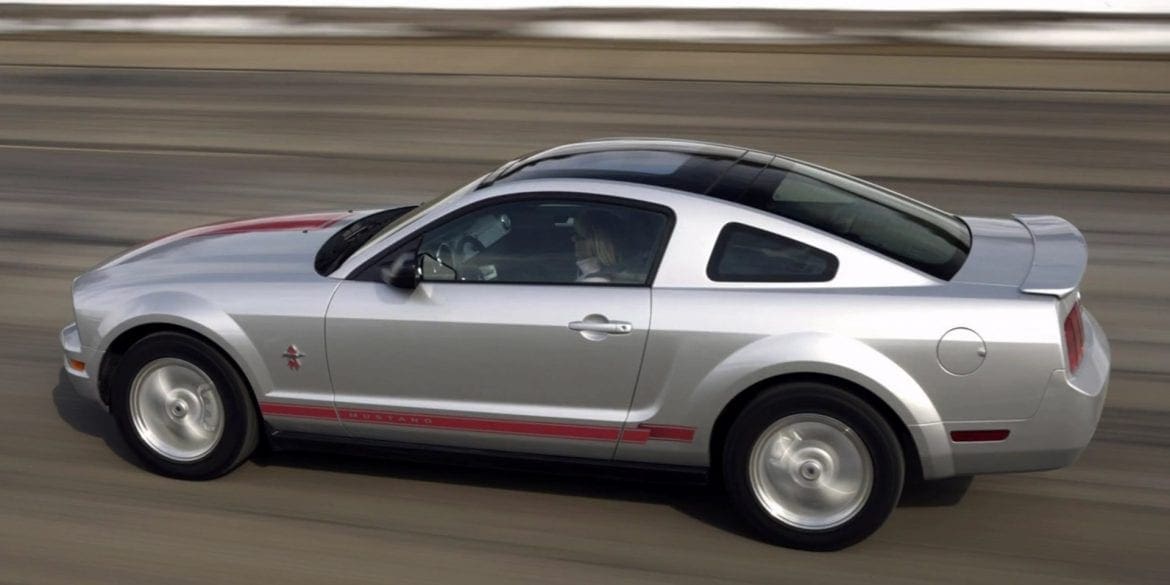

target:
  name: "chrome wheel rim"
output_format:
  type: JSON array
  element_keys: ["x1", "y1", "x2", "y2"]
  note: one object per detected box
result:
[
  {"x1": 129, "y1": 358, "x2": 224, "y2": 462},
  {"x1": 748, "y1": 413, "x2": 873, "y2": 530}
]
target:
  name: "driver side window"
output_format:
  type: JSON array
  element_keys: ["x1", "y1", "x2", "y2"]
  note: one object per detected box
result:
[
  {"x1": 416, "y1": 198, "x2": 670, "y2": 286},
  {"x1": 418, "y1": 207, "x2": 511, "y2": 282}
]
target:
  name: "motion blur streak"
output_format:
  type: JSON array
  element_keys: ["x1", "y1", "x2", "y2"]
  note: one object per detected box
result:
[{"x1": 1, "y1": 36, "x2": 1169, "y2": 584}]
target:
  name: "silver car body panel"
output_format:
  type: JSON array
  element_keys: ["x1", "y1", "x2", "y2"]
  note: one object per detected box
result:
[
  {"x1": 326, "y1": 281, "x2": 651, "y2": 459},
  {"x1": 62, "y1": 141, "x2": 1110, "y2": 481}
]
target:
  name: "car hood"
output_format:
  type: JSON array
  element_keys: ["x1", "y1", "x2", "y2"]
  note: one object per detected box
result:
[{"x1": 82, "y1": 210, "x2": 370, "y2": 285}]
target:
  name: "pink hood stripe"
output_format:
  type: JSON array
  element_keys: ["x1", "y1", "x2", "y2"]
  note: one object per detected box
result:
[
  {"x1": 192, "y1": 212, "x2": 350, "y2": 237},
  {"x1": 97, "y1": 210, "x2": 354, "y2": 270}
]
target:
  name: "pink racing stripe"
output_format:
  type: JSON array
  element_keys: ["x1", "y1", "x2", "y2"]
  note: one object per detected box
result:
[
  {"x1": 620, "y1": 428, "x2": 652, "y2": 444},
  {"x1": 260, "y1": 402, "x2": 695, "y2": 444},
  {"x1": 137, "y1": 211, "x2": 351, "y2": 251},
  {"x1": 260, "y1": 403, "x2": 338, "y2": 420},
  {"x1": 194, "y1": 212, "x2": 349, "y2": 236},
  {"x1": 339, "y1": 407, "x2": 622, "y2": 442},
  {"x1": 637, "y1": 424, "x2": 697, "y2": 442}
]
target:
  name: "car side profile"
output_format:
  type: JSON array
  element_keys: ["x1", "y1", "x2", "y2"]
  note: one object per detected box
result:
[{"x1": 61, "y1": 138, "x2": 1109, "y2": 550}]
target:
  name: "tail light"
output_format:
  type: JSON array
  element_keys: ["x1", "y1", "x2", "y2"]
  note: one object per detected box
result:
[{"x1": 1063, "y1": 302, "x2": 1084, "y2": 373}]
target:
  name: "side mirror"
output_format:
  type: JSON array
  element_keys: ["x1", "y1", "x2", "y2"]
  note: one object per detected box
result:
[{"x1": 380, "y1": 250, "x2": 420, "y2": 289}]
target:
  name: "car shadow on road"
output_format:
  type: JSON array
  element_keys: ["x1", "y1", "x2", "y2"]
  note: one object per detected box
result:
[
  {"x1": 51, "y1": 368, "x2": 142, "y2": 469},
  {"x1": 251, "y1": 441, "x2": 972, "y2": 539},
  {"x1": 254, "y1": 446, "x2": 765, "y2": 539},
  {"x1": 899, "y1": 476, "x2": 974, "y2": 507}
]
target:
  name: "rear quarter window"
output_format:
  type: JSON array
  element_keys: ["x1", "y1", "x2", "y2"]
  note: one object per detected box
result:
[{"x1": 708, "y1": 223, "x2": 838, "y2": 283}]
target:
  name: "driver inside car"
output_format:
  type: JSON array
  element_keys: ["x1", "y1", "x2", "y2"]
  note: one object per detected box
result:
[{"x1": 572, "y1": 210, "x2": 624, "y2": 283}]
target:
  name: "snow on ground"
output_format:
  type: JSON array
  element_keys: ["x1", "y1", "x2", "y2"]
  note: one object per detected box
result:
[
  {"x1": 514, "y1": 20, "x2": 835, "y2": 43},
  {"x1": 1, "y1": 1, "x2": 1169, "y2": 14},
  {"x1": 1, "y1": 1, "x2": 1167, "y2": 52},
  {"x1": 515, "y1": 19, "x2": 1170, "y2": 51},
  {"x1": 902, "y1": 20, "x2": 1170, "y2": 51},
  {"x1": 0, "y1": 15, "x2": 417, "y2": 36}
]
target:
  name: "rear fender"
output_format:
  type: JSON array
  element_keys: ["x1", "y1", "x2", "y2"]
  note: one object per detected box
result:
[{"x1": 699, "y1": 332, "x2": 952, "y2": 478}]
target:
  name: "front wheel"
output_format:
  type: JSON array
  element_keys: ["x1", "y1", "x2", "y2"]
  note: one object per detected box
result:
[
  {"x1": 723, "y1": 382, "x2": 904, "y2": 550},
  {"x1": 110, "y1": 332, "x2": 259, "y2": 480}
]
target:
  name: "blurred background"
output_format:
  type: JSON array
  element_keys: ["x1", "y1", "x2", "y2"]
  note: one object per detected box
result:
[{"x1": 1, "y1": 1, "x2": 1168, "y2": 583}]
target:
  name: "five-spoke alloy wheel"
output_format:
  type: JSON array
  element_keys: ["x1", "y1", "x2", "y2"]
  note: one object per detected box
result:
[
  {"x1": 724, "y1": 382, "x2": 904, "y2": 550},
  {"x1": 111, "y1": 332, "x2": 259, "y2": 480}
]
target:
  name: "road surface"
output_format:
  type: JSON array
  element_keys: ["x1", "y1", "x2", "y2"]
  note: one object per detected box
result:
[{"x1": 1, "y1": 54, "x2": 1168, "y2": 584}]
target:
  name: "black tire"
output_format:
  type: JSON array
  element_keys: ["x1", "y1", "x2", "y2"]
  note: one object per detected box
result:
[
  {"x1": 109, "y1": 332, "x2": 259, "y2": 480},
  {"x1": 722, "y1": 382, "x2": 904, "y2": 551}
]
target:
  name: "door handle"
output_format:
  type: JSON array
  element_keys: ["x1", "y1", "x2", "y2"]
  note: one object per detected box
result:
[{"x1": 568, "y1": 320, "x2": 633, "y2": 335}]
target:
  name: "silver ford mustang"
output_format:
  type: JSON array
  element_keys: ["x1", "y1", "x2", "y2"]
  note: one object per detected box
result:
[{"x1": 61, "y1": 139, "x2": 1109, "y2": 550}]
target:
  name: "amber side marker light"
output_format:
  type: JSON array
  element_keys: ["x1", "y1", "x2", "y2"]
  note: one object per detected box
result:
[
  {"x1": 950, "y1": 430, "x2": 1010, "y2": 442},
  {"x1": 68, "y1": 359, "x2": 86, "y2": 372}
]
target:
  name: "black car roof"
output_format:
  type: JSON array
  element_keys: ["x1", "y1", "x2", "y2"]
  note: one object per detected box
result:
[{"x1": 477, "y1": 138, "x2": 774, "y2": 191}]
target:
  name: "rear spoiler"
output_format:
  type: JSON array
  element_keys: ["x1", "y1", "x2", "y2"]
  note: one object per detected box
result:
[{"x1": 1014, "y1": 214, "x2": 1087, "y2": 298}]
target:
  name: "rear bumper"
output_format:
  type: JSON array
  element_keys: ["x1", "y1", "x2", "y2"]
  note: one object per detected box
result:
[
  {"x1": 61, "y1": 322, "x2": 105, "y2": 409},
  {"x1": 944, "y1": 308, "x2": 1110, "y2": 476}
]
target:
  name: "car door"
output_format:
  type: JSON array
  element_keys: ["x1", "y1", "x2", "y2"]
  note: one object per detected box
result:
[{"x1": 324, "y1": 195, "x2": 673, "y2": 460}]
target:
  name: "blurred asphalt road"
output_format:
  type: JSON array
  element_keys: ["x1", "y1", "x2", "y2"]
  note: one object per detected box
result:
[{"x1": 1, "y1": 42, "x2": 1169, "y2": 584}]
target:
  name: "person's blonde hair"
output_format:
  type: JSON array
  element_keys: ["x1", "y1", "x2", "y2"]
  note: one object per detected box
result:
[{"x1": 577, "y1": 210, "x2": 622, "y2": 268}]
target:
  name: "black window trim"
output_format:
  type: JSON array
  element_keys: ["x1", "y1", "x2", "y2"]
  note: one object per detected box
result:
[
  {"x1": 706, "y1": 222, "x2": 839, "y2": 283},
  {"x1": 348, "y1": 191, "x2": 677, "y2": 288}
]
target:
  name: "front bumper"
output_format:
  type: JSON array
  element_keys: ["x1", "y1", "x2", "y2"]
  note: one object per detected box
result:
[
  {"x1": 61, "y1": 322, "x2": 105, "y2": 408},
  {"x1": 944, "y1": 308, "x2": 1110, "y2": 476}
]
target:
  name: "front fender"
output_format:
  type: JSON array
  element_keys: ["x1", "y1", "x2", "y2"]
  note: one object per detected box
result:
[{"x1": 96, "y1": 291, "x2": 271, "y2": 400}]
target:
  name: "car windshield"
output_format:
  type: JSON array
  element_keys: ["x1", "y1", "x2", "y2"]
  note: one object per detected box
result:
[
  {"x1": 314, "y1": 207, "x2": 417, "y2": 276},
  {"x1": 343, "y1": 178, "x2": 481, "y2": 266}
]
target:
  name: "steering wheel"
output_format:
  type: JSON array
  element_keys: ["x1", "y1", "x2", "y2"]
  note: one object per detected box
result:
[
  {"x1": 435, "y1": 243, "x2": 454, "y2": 269},
  {"x1": 418, "y1": 243, "x2": 463, "y2": 280},
  {"x1": 456, "y1": 235, "x2": 486, "y2": 261}
]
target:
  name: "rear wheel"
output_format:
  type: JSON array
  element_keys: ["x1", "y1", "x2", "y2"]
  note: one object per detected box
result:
[
  {"x1": 110, "y1": 332, "x2": 259, "y2": 480},
  {"x1": 723, "y1": 382, "x2": 904, "y2": 550}
]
